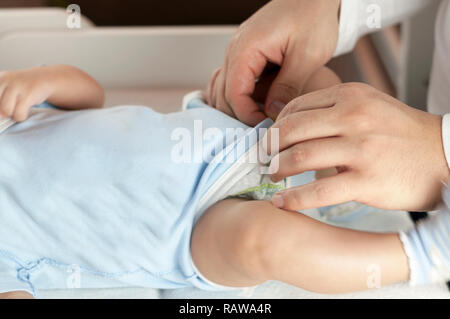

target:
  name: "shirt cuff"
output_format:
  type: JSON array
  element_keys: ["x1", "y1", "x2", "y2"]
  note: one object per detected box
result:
[
  {"x1": 441, "y1": 114, "x2": 450, "y2": 170},
  {"x1": 334, "y1": 0, "x2": 365, "y2": 57},
  {"x1": 181, "y1": 90, "x2": 205, "y2": 111},
  {"x1": 398, "y1": 231, "x2": 421, "y2": 286}
]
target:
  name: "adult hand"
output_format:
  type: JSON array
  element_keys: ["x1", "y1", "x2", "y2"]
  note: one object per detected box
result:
[
  {"x1": 205, "y1": 0, "x2": 341, "y2": 126},
  {"x1": 266, "y1": 83, "x2": 450, "y2": 212}
]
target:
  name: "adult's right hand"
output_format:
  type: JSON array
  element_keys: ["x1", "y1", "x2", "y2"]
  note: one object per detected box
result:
[
  {"x1": 266, "y1": 83, "x2": 450, "y2": 212},
  {"x1": 206, "y1": 0, "x2": 341, "y2": 126}
]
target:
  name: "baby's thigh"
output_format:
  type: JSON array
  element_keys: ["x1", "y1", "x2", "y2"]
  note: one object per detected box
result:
[
  {"x1": 190, "y1": 199, "x2": 271, "y2": 286},
  {"x1": 190, "y1": 199, "x2": 311, "y2": 286}
]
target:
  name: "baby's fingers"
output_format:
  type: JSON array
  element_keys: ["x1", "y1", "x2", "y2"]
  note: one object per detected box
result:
[
  {"x1": 13, "y1": 95, "x2": 32, "y2": 122},
  {"x1": 0, "y1": 87, "x2": 17, "y2": 119}
]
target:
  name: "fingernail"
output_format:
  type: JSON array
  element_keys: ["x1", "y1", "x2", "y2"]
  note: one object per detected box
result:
[
  {"x1": 272, "y1": 193, "x2": 284, "y2": 208},
  {"x1": 269, "y1": 100, "x2": 286, "y2": 114}
]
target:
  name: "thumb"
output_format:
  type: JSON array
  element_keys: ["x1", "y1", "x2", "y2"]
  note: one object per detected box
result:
[{"x1": 264, "y1": 49, "x2": 312, "y2": 120}]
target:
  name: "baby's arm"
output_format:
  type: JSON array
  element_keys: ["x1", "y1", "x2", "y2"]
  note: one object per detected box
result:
[
  {"x1": 0, "y1": 65, "x2": 104, "y2": 122},
  {"x1": 191, "y1": 199, "x2": 409, "y2": 293}
]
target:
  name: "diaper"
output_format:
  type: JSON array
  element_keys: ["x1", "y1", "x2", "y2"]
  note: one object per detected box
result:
[
  {"x1": 201, "y1": 146, "x2": 288, "y2": 205},
  {"x1": 183, "y1": 91, "x2": 289, "y2": 217}
]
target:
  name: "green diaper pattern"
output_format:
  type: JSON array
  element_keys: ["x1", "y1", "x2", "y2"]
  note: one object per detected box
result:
[{"x1": 230, "y1": 182, "x2": 286, "y2": 201}]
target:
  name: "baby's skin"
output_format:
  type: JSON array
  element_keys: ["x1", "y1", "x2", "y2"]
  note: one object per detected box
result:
[
  {"x1": 0, "y1": 65, "x2": 104, "y2": 121},
  {"x1": 0, "y1": 65, "x2": 409, "y2": 298}
]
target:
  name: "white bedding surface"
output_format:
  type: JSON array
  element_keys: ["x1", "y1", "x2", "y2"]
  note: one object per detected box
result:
[{"x1": 34, "y1": 89, "x2": 449, "y2": 298}]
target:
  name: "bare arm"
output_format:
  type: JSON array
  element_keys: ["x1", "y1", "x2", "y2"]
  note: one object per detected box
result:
[
  {"x1": 0, "y1": 64, "x2": 104, "y2": 122},
  {"x1": 43, "y1": 64, "x2": 105, "y2": 111}
]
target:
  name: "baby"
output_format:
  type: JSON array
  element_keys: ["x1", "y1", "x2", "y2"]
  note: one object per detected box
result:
[{"x1": 0, "y1": 65, "x2": 412, "y2": 299}]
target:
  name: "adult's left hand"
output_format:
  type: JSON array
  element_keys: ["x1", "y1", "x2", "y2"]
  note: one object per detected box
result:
[{"x1": 266, "y1": 82, "x2": 450, "y2": 212}]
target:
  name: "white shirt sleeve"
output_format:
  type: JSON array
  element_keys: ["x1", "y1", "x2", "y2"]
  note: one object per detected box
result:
[
  {"x1": 334, "y1": 0, "x2": 433, "y2": 56},
  {"x1": 399, "y1": 186, "x2": 450, "y2": 285}
]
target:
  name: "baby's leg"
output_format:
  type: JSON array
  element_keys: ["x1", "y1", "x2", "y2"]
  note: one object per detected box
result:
[{"x1": 191, "y1": 199, "x2": 409, "y2": 293}]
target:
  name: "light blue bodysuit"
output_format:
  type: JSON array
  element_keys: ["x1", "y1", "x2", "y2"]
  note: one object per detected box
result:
[{"x1": 0, "y1": 96, "x2": 274, "y2": 296}]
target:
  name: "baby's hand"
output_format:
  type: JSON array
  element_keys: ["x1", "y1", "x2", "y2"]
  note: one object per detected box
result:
[{"x1": 0, "y1": 67, "x2": 53, "y2": 122}]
